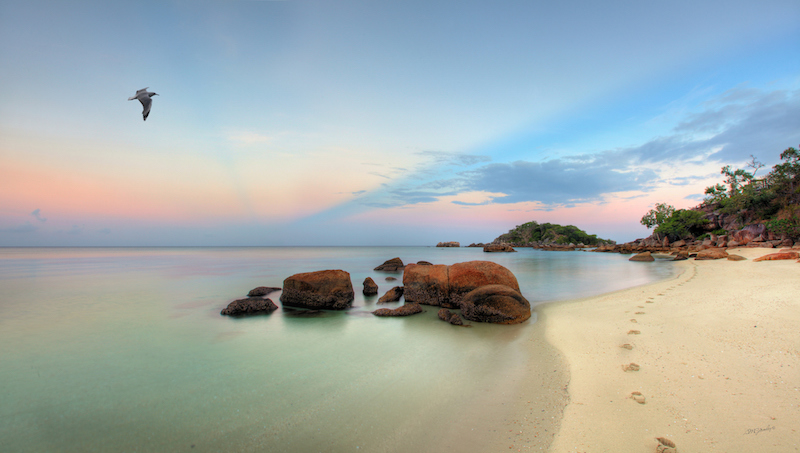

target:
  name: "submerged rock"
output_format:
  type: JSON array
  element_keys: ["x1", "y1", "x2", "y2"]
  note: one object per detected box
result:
[
  {"x1": 437, "y1": 308, "x2": 464, "y2": 326},
  {"x1": 372, "y1": 303, "x2": 423, "y2": 317},
  {"x1": 280, "y1": 269, "x2": 354, "y2": 310},
  {"x1": 459, "y1": 284, "x2": 531, "y2": 325},
  {"x1": 483, "y1": 244, "x2": 516, "y2": 252},
  {"x1": 221, "y1": 298, "x2": 278, "y2": 316}
]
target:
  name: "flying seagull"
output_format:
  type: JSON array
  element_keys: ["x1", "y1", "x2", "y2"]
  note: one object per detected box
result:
[{"x1": 128, "y1": 87, "x2": 159, "y2": 121}]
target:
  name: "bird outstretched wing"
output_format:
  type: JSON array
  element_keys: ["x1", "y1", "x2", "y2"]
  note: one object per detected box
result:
[{"x1": 140, "y1": 96, "x2": 152, "y2": 121}]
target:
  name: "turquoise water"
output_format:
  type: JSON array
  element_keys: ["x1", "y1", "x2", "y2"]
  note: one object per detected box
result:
[{"x1": 0, "y1": 247, "x2": 676, "y2": 452}]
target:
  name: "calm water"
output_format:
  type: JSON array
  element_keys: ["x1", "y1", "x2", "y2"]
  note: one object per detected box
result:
[{"x1": 0, "y1": 247, "x2": 676, "y2": 452}]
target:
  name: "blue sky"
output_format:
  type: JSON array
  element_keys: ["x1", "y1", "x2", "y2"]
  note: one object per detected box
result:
[{"x1": 1, "y1": 0, "x2": 799, "y2": 246}]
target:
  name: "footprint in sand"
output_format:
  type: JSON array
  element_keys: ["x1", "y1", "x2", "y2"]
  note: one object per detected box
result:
[
  {"x1": 646, "y1": 300, "x2": 654, "y2": 303},
  {"x1": 635, "y1": 311, "x2": 645, "y2": 314},
  {"x1": 638, "y1": 305, "x2": 645, "y2": 308},
  {"x1": 620, "y1": 343, "x2": 633, "y2": 350},
  {"x1": 622, "y1": 363, "x2": 640, "y2": 372},
  {"x1": 630, "y1": 319, "x2": 638, "y2": 323},
  {"x1": 655, "y1": 437, "x2": 677, "y2": 453},
  {"x1": 630, "y1": 391, "x2": 646, "y2": 404},
  {"x1": 628, "y1": 330, "x2": 641, "y2": 335}
]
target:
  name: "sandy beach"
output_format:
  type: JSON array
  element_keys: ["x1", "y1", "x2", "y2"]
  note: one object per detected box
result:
[{"x1": 536, "y1": 248, "x2": 800, "y2": 452}]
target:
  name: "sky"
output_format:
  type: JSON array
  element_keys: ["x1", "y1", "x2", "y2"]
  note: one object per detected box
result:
[{"x1": 1, "y1": 0, "x2": 799, "y2": 246}]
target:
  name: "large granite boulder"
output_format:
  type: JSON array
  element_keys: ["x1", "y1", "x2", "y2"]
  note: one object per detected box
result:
[
  {"x1": 403, "y1": 264, "x2": 452, "y2": 307},
  {"x1": 483, "y1": 244, "x2": 516, "y2": 253},
  {"x1": 448, "y1": 261, "x2": 521, "y2": 306},
  {"x1": 363, "y1": 277, "x2": 378, "y2": 296},
  {"x1": 629, "y1": 251, "x2": 654, "y2": 262},
  {"x1": 730, "y1": 224, "x2": 766, "y2": 245},
  {"x1": 247, "y1": 286, "x2": 281, "y2": 297},
  {"x1": 695, "y1": 248, "x2": 729, "y2": 260},
  {"x1": 280, "y1": 269, "x2": 354, "y2": 310},
  {"x1": 378, "y1": 286, "x2": 404, "y2": 303},
  {"x1": 374, "y1": 257, "x2": 404, "y2": 272},
  {"x1": 403, "y1": 260, "x2": 522, "y2": 311},
  {"x1": 372, "y1": 303, "x2": 423, "y2": 317},
  {"x1": 460, "y1": 284, "x2": 531, "y2": 324},
  {"x1": 221, "y1": 298, "x2": 278, "y2": 316}
]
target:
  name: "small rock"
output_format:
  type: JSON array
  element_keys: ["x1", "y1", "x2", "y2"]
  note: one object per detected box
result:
[
  {"x1": 374, "y1": 257, "x2": 404, "y2": 272},
  {"x1": 221, "y1": 298, "x2": 278, "y2": 316},
  {"x1": 247, "y1": 286, "x2": 280, "y2": 297},
  {"x1": 378, "y1": 286, "x2": 404, "y2": 304},
  {"x1": 363, "y1": 277, "x2": 378, "y2": 296}
]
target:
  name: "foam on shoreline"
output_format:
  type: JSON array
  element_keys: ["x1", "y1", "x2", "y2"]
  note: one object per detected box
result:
[{"x1": 538, "y1": 248, "x2": 799, "y2": 452}]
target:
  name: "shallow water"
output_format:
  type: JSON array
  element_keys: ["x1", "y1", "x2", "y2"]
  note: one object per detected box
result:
[{"x1": 0, "y1": 247, "x2": 676, "y2": 452}]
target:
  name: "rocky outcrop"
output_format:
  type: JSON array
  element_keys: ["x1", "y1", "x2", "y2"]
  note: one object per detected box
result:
[
  {"x1": 483, "y1": 244, "x2": 516, "y2": 252},
  {"x1": 363, "y1": 277, "x2": 378, "y2": 296},
  {"x1": 672, "y1": 250, "x2": 689, "y2": 261},
  {"x1": 459, "y1": 284, "x2": 531, "y2": 324},
  {"x1": 378, "y1": 286, "x2": 404, "y2": 303},
  {"x1": 629, "y1": 251, "x2": 655, "y2": 262},
  {"x1": 403, "y1": 260, "x2": 523, "y2": 316},
  {"x1": 416, "y1": 261, "x2": 433, "y2": 265},
  {"x1": 727, "y1": 254, "x2": 747, "y2": 261},
  {"x1": 753, "y1": 251, "x2": 799, "y2": 261},
  {"x1": 280, "y1": 269, "x2": 354, "y2": 310},
  {"x1": 437, "y1": 308, "x2": 464, "y2": 326},
  {"x1": 436, "y1": 241, "x2": 460, "y2": 247},
  {"x1": 247, "y1": 286, "x2": 281, "y2": 297},
  {"x1": 374, "y1": 257, "x2": 404, "y2": 272},
  {"x1": 372, "y1": 303, "x2": 423, "y2": 317},
  {"x1": 221, "y1": 298, "x2": 278, "y2": 316},
  {"x1": 695, "y1": 248, "x2": 729, "y2": 260}
]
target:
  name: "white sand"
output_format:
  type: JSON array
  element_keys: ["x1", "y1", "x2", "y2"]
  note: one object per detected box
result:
[{"x1": 539, "y1": 248, "x2": 800, "y2": 453}]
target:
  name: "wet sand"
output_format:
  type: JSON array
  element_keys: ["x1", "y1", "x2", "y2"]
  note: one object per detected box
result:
[{"x1": 539, "y1": 248, "x2": 800, "y2": 452}]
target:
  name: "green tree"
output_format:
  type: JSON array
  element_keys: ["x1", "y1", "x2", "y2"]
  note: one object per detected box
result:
[
  {"x1": 640, "y1": 203, "x2": 675, "y2": 229},
  {"x1": 654, "y1": 209, "x2": 709, "y2": 241}
]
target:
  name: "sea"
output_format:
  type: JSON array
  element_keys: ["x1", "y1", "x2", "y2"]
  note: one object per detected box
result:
[{"x1": 0, "y1": 246, "x2": 677, "y2": 452}]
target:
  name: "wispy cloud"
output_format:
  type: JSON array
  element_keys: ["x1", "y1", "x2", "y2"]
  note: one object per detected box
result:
[{"x1": 31, "y1": 209, "x2": 47, "y2": 222}]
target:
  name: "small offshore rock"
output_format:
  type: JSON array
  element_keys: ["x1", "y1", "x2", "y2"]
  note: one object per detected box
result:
[
  {"x1": 221, "y1": 298, "x2": 278, "y2": 316},
  {"x1": 378, "y1": 286, "x2": 404, "y2": 304},
  {"x1": 374, "y1": 257, "x2": 404, "y2": 272},
  {"x1": 247, "y1": 286, "x2": 281, "y2": 297},
  {"x1": 363, "y1": 277, "x2": 378, "y2": 296}
]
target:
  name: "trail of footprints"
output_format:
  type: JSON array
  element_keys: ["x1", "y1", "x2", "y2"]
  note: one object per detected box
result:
[{"x1": 618, "y1": 264, "x2": 696, "y2": 452}]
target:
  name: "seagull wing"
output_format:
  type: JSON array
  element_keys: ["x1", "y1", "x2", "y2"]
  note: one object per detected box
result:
[{"x1": 139, "y1": 95, "x2": 152, "y2": 121}]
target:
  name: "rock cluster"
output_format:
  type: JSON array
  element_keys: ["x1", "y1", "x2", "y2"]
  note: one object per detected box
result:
[
  {"x1": 247, "y1": 286, "x2": 281, "y2": 297},
  {"x1": 437, "y1": 308, "x2": 464, "y2": 325}
]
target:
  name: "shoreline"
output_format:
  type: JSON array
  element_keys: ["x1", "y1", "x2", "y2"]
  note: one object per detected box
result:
[{"x1": 536, "y1": 247, "x2": 799, "y2": 452}]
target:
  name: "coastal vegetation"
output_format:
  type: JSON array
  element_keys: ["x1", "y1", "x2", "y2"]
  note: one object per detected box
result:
[
  {"x1": 641, "y1": 146, "x2": 800, "y2": 241},
  {"x1": 493, "y1": 221, "x2": 612, "y2": 246}
]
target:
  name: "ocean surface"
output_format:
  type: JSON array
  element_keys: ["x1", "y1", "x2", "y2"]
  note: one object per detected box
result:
[{"x1": 0, "y1": 247, "x2": 677, "y2": 452}]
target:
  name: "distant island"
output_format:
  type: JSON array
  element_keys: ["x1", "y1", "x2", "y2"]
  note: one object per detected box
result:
[{"x1": 490, "y1": 221, "x2": 613, "y2": 247}]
